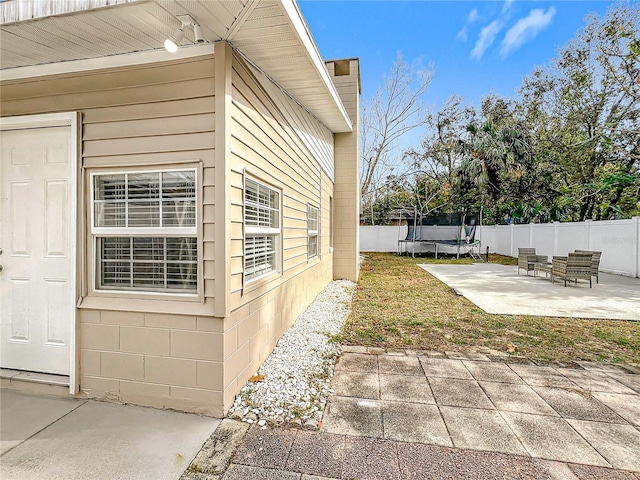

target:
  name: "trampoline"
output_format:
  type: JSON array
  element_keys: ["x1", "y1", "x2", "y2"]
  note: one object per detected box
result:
[{"x1": 397, "y1": 211, "x2": 483, "y2": 260}]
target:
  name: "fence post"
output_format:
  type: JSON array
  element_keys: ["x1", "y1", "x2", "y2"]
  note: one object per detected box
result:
[
  {"x1": 529, "y1": 223, "x2": 534, "y2": 248},
  {"x1": 586, "y1": 220, "x2": 592, "y2": 249},
  {"x1": 635, "y1": 216, "x2": 640, "y2": 278},
  {"x1": 510, "y1": 223, "x2": 515, "y2": 257},
  {"x1": 553, "y1": 222, "x2": 559, "y2": 256}
]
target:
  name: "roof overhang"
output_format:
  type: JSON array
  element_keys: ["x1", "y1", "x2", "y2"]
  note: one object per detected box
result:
[{"x1": 0, "y1": 0, "x2": 352, "y2": 133}]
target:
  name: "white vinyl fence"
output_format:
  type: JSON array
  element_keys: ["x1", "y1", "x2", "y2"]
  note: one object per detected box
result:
[{"x1": 360, "y1": 217, "x2": 640, "y2": 278}]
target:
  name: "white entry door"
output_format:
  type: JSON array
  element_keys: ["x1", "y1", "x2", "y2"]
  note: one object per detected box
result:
[{"x1": 0, "y1": 119, "x2": 76, "y2": 376}]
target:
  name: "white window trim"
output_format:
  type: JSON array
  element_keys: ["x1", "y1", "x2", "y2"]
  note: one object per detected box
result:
[
  {"x1": 89, "y1": 167, "x2": 199, "y2": 296},
  {"x1": 243, "y1": 174, "x2": 282, "y2": 285},
  {"x1": 307, "y1": 203, "x2": 319, "y2": 260}
]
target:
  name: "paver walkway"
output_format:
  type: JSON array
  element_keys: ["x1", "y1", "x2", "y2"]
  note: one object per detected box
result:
[{"x1": 205, "y1": 349, "x2": 640, "y2": 480}]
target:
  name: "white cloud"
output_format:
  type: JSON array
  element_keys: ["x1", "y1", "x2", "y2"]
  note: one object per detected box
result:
[
  {"x1": 502, "y1": 0, "x2": 515, "y2": 14},
  {"x1": 471, "y1": 20, "x2": 503, "y2": 60},
  {"x1": 456, "y1": 8, "x2": 479, "y2": 42},
  {"x1": 456, "y1": 27, "x2": 468, "y2": 42},
  {"x1": 500, "y1": 7, "x2": 556, "y2": 57}
]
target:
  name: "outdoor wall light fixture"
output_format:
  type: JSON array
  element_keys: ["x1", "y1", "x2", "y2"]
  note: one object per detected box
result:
[{"x1": 164, "y1": 14, "x2": 206, "y2": 53}]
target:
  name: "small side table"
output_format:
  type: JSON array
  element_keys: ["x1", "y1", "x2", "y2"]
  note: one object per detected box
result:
[{"x1": 533, "y1": 262, "x2": 553, "y2": 281}]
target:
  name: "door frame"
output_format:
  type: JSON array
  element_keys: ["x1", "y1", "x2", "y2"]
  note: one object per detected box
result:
[{"x1": 0, "y1": 112, "x2": 79, "y2": 394}]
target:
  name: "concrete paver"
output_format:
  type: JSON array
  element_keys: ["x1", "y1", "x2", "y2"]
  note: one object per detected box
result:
[
  {"x1": 285, "y1": 431, "x2": 345, "y2": 478},
  {"x1": 233, "y1": 426, "x2": 297, "y2": 470},
  {"x1": 322, "y1": 396, "x2": 382, "y2": 437},
  {"x1": 419, "y1": 357, "x2": 473, "y2": 379},
  {"x1": 480, "y1": 382, "x2": 559, "y2": 416},
  {"x1": 381, "y1": 401, "x2": 451, "y2": 446},
  {"x1": 1, "y1": 397, "x2": 219, "y2": 480},
  {"x1": 428, "y1": 377, "x2": 494, "y2": 409},
  {"x1": 532, "y1": 386, "x2": 628, "y2": 423},
  {"x1": 440, "y1": 406, "x2": 527, "y2": 455},
  {"x1": 334, "y1": 353, "x2": 377, "y2": 373},
  {"x1": 592, "y1": 392, "x2": 640, "y2": 427},
  {"x1": 341, "y1": 436, "x2": 402, "y2": 480},
  {"x1": 379, "y1": 373, "x2": 434, "y2": 403},
  {"x1": 377, "y1": 355, "x2": 424, "y2": 376},
  {"x1": 557, "y1": 369, "x2": 637, "y2": 395},
  {"x1": 331, "y1": 371, "x2": 379, "y2": 399},
  {"x1": 500, "y1": 411, "x2": 609, "y2": 466},
  {"x1": 508, "y1": 364, "x2": 580, "y2": 388},
  {"x1": 566, "y1": 419, "x2": 640, "y2": 471},
  {"x1": 568, "y1": 464, "x2": 640, "y2": 480},
  {"x1": 222, "y1": 464, "x2": 299, "y2": 480},
  {"x1": 463, "y1": 360, "x2": 524, "y2": 384},
  {"x1": 0, "y1": 390, "x2": 86, "y2": 454},
  {"x1": 607, "y1": 374, "x2": 640, "y2": 394}
]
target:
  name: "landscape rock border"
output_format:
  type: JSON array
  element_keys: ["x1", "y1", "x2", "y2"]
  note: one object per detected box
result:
[{"x1": 227, "y1": 280, "x2": 356, "y2": 429}]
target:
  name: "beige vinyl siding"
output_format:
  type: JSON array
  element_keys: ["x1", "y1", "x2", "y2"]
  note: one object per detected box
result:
[
  {"x1": 1, "y1": 56, "x2": 223, "y2": 415},
  {"x1": 222, "y1": 51, "x2": 335, "y2": 408},
  {"x1": 1, "y1": 55, "x2": 216, "y2": 308},
  {"x1": 229, "y1": 52, "x2": 327, "y2": 301},
  {"x1": 242, "y1": 58, "x2": 335, "y2": 181}
]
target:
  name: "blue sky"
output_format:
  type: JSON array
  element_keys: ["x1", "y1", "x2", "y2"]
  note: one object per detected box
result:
[{"x1": 299, "y1": 1, "x2": 617, "y2": 110}]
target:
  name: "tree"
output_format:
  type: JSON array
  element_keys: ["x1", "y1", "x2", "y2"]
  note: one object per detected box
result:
[
  {"x1": 519, "y1": 3, "x2": 640, "y2": 221},
  {"x1": 360, "y1": 53, "x2": 434, "y2": 211}
]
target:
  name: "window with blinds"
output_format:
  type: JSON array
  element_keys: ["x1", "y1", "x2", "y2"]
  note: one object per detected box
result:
[
  {"x1": 91, "y1": 170, "x2": 198, "y2": 293},
  {"x1": 308, "y1": 204, "x2": 319, "y2": 259},
  {"x1": 244, "y1": 177, "x2": 281, "y2": 282}
]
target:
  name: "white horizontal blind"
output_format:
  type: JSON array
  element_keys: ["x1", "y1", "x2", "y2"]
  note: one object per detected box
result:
[
  {"x1": 308, "y1": 204, "x2": 318, "y2": 258},
  {"x1": 92, "y1": 169, "x2": 197, "y2": 293},
  {"x1": 94, "y1": 171, "x2": 196, "y2": 230},
  {"x1": 244, "y1": 176, "x2": 280, "y2": 282}
]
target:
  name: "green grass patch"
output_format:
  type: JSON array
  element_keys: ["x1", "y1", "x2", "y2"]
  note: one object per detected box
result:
[{"x1": 342, "y1": 253, "x2": 639, "y2": 364}]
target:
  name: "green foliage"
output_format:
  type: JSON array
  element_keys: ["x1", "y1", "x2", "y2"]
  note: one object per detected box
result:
[{"x1": 360, "y1": 4, "x2": 639, "y2": 225}]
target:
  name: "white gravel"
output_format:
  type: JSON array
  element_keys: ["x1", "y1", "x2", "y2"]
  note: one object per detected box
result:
[{"x1": 228, "y1": 279, "x2": 356, "y2": 427}]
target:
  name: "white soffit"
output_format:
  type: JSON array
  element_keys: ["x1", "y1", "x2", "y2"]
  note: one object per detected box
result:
[{"x1": 0, "y1": 0, "x2": 352, "y2": 133}]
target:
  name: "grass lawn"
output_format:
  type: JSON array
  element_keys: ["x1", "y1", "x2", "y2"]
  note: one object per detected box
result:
[{"x1": 341, "y1": 252, "x2": 640, "y2": 364}]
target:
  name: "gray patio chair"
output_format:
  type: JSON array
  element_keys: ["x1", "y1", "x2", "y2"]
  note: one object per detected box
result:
[
  {"x1": 575, "y1": 249, "x2": 602, "y2": 284},
  {"x1": 552, "y1": 252, "x2": 593, "y2": 287},
  {"x1": 518, "y1": 248, "x2": 548, "y2": 276}
]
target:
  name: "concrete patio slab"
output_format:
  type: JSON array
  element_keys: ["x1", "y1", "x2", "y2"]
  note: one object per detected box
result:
[
  {"x1": 463, "y1": 361, "x2": 524, "y2": 384},
  {"x1": 440, "y1": 406, "x2": 527, "y2": 455},
  {"x1": 341, "y1": 436, "x2": 402, "y2": 480},
  {"x1": 379, "y1": 373, "x2": 434, "y2": 404},
  {"x1": 0, "y1": 390, "x2": 86, "y2": 454},
  {"x1": 1, "y1": 395, "x2": 219, "y2": 480},
  {"x1": 480, "y1": 382, "x2": 559, "y2": 416},
  {"x1": 428, "y1": 377, "x2": 494, "y2": 409},
  {"x1": 557, "y1": 369, "x2": 637, "y2": 394},
  {"x1": 381, "y1": 401, "x2": 451, "y2": 446},
  {"x1": 333, "y1": 353, "x2": 378, "y2": 373},
  {"x1": 330, "y1": 371, "x2": 379, "y2": 399},
  {"x1": 322, "y1": 396, "x2": 382, "y2": 437},
  {"x1": 377, "y1": 355, "x2": 424, "y2": 376},
  {"x1": 285, "y1": 431, "x2": 345, "y2": 479},
  {"x1": 501, "y1": 411, "x2": 609, "y2": 466},
  {"x1": 532, "y1": 386, "x2": 628, "y2": 423},
  {"x1": 592, "y1": 392, "x2": 640, "y2": 427},
  {"x1": 418, "y1": 357, "x2": 473, "y2": 379},
  {"x1": 419, "y1": 263, "x2": 640, "y2": 320},
  {"x1": 567, "y1": 419, "x2": 640, "y2": 471}
]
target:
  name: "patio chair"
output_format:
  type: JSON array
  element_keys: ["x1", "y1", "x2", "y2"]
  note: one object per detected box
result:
[
  {"x1": 552, "y1": 252, "x2": 593, "y2": 287},
  {"x1": 518, "y1": 248, "x2": 548, "y2": 276},
  {"x1": 575, "y1": 249, "x2": 602, "y2": 284}
]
